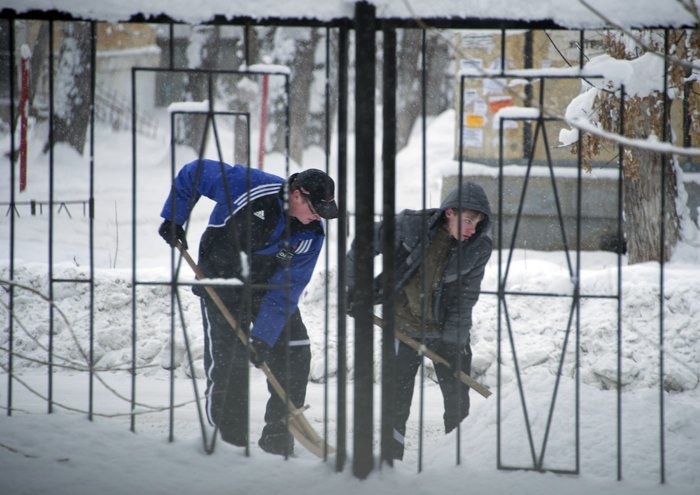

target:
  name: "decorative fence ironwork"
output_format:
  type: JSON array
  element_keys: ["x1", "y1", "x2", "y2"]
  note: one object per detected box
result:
[{"x1": 1, "y1": 3, "x2": 694, "y2": 484}]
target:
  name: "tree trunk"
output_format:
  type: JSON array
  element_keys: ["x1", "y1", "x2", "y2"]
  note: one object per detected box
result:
[
  {"x1": 306, "y1": 31, "x2": 338, "y2": 152},
  {"x1": 424, "y1": 32, "x2": 452, "y2": 116},
  {"x1": 29, "y1": 22, "x2": 50, "y2": 114},
  {"x1": 179, "y1": 26, "x2": 220, "y2": 152},
  {"x1": 623, "y1": 99, "x2": 681, "y2": 264},
  {"x1": 290, "y1": 28, "x2": 321, "y2": 164},
  {"x1": 234, "y1": 27, "x2": 258, "y2": 166},
  {"x1": 395, "y1": 30, "x2": 453, "y2": 150},
  {"x1": 623, "y1": 152, "x2": 680, "y2": 263},
  {"x1": 48, "y1": 21, "x2": 91, "y2": 155},
  {"x1": 396, "y1": 29, "x2": 422, "y2": 151},
  {"x1": 268, "y1": 27, "x2": 321, "y2": 166}
]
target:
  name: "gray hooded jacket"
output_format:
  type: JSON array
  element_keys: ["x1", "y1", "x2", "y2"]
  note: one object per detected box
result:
[{"x1": 347, "y1": 181, "x2": 493, "y2": 345}]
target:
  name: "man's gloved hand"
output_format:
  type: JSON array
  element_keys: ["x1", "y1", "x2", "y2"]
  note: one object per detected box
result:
[
  {"x1": 158, "y1": 220, "x2": 188, "y2": 250},
  {"x1": 249, "y1": 337, "x2": 272, "y2": 368}
]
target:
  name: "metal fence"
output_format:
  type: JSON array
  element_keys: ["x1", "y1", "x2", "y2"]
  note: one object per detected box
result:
[{"x1": 0, "y1": 3, "x2": 693, "y2": 483}]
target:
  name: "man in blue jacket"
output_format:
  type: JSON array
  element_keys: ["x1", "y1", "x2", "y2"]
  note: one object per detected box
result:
[
  {"x1": 158, "y1": 159, "x2": 338, "y2": 456},
  {"x1": 347, "y1": 181, "x2": 492, "y2": 460}
]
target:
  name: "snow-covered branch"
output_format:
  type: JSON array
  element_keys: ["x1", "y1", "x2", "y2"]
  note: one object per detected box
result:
[
  {"x1": 578, "y1": 0, "x2": 700, "y2": 73},
  {"x1": 566, "y1": 115, "x2": 700, "y2": 156}
]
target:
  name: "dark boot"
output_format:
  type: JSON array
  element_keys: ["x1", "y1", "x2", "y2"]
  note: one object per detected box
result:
[
  {"x1": 219, "y1": 426, "x2": 247, "y2": 447},
  {"x1": 258, "y1": 422, "x2": 294, "y2": 456}
]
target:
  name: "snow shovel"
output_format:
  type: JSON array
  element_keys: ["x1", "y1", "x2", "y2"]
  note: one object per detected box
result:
[
  {"x1": 372, "y1": 314, "x2": 492, "y2": 399},
  {"x1": 176, "y1": 242, "x2": 335, "y2": 458}
]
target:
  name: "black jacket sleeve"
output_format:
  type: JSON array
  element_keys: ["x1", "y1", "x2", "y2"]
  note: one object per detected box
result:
[{"x1": 439, "y1": 234, "x2": 493, "y2": 345}]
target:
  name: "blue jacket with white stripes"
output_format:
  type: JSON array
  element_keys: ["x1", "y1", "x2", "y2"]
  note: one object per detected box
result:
[{"x1": 160, "y1": 159, "x2": 325, "y2": 347}]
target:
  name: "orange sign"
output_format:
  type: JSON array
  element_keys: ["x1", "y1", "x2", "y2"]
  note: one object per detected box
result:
[{"x1": 488, "y1": 97, "x2": 513, "y2": 114}]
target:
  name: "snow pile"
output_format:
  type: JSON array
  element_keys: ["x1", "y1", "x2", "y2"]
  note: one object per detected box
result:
[
  {"x1": 3, "y1": 247, "x2": 699, "y2": 394},
  {"x1": 471, "y1": 253, "x2": 700, "y2": 392}
]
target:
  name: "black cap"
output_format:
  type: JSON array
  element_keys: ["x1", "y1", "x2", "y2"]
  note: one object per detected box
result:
[{"x1": 290, "y1": 169, "x2": 339, "y2": 220}]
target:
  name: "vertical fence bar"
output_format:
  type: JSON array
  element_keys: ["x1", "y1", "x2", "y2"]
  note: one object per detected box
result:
[
  {"x1": 574, "y1": 95, "x2": 583, "y2": 481},
  {"x1": 616, "y1": 84, "x2": 626, "y2": 482},
  {"x1": 244, "y1": 103, "x2": 253, "y2": 458},
  {"x1": 240, "y1": 76, "x2": 257, "y2": 459},
  {"x1": 336, "y1": 21, "x2": 349, "y2": 473},
  {"x1": 168, "y1": 97, "x2": 177, "y2": 446},
  {"x1": 283, "y1": 71, "x2": 293, "y2": 461},
  {"x1": 6, "y1": 17, "x2": 16, "y2": 416},
  {"x1": 418, "y1": 27, "x2": 428, "y2": 473},
  {"x1": 323, "y1": 25, "x2": 331, "y2": 461},
  {"x1": 658, "y1": 28, "x2": 669, "y2": 485},
  {"x1": 494, "y1": 71, "x2": 504, "y2": 469},
  {"x1": 523, "y1": 29, "x2": 533, "y2": 160},
  {"x1": 576, "y1": 29, "x2": 585, "y2": 477},
  {"x1": 257, "y1": 74, "x2": 269, "y2": 169},
  {"x1": 130, "y1": 60, "x2": 138, "y2": 433},
  {"x1": 496, "y1": 28, "x2": 507, "y2": 469},
  {"x1": 284, "y1": 72, "x2": 290, "y2": 176},
  {"x1": 47, "y1": 18, "x2": 55, "y2": 415},
  {"x1": 500, "y1": 28, "x2": 506, "y2": 72},
  {"x1": 443, "y1": 27, "x2": 469, "y2": 469},
  {"x1": 380, "y1": 25, "x2": 397, "y2": 468},
  {"x1": 168, "y1": 107, "x2": 180, "y2": 441},
  {"x1": 168, "y1": 23, "x2": 174, "y2": 69},
  {"x1": 19, "y1": 40, "x2": 27, "y2": 192},
  {"x1": 88, "y1": 20, "x2": 97, "y2": 420},
  {"x1": 353, "y1": 1, "x2": 376, "y2": 479},
  {"x1": 497, "y1": 32, "x2": 507, "y2": 471}
]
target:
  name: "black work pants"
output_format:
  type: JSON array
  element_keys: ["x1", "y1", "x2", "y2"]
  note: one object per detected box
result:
[
  {"x1": 391, "y1": 339, "x2": 472, "y2": 460},
  {"x1": 200, "y1": 299, "x2": 311, "y2": 447}
]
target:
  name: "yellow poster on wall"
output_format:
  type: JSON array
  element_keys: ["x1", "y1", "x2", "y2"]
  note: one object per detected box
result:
[{"x1": 465, "y1": 114, "x2": 485, "y2": 128}]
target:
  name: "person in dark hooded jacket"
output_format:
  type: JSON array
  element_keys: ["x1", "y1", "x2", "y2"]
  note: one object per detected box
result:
[{"x1": 346, "y1": 181, "x2": 492, "y2": 460}]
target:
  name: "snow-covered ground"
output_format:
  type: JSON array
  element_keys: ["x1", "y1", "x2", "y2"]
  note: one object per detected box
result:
[{"x1": 1, "y1": 106, "x2": 700, "y2": 494}]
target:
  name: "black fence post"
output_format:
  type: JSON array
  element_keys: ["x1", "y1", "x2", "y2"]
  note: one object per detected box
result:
[
  {"x1": 336, "y1": 21, "x2": 349, "y2": 473},
  {"x1": 380, "y1": 25, "x2": 397, "y2": 468},
  {"x1": 353, "y1": 0, "x2": 376, "y2": 480}
]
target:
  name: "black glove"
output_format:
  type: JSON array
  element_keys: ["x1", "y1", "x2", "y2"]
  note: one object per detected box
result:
[
  {"x1": 158, "y1": 220, "x2": 188, "y2": 250},
  {"x1": 249, "y1": 337, "x2": 271, "y2": 368},
  {"x1": 346, "y1": 288, "x2": 356, "y2": 317}
]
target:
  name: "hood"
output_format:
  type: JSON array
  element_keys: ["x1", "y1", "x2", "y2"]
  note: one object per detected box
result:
[{"x1": 440, "y1": 181, "x2": 492, "y2": 236}]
